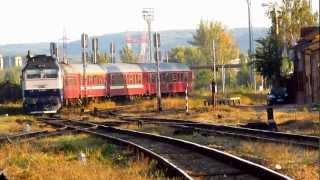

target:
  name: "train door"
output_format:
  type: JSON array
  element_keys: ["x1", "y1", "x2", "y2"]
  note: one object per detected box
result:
[{"x1": 64, "y1": 74, "x2": 81, "y2": 99}]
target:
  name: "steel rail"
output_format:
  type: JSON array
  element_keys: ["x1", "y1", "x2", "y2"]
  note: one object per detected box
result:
[
  {"x1": 0, "y1": 170, "x2": 7, "y2": 180},
  {"x1": 119, "y1": 116, "x2": 320, "y2": 148},
  {"x1": 44, "y1": 119, "x2": 292, "y2": 180},
  {"x1": 0, "y1": 126, "x2": 73, "y2": 144}
]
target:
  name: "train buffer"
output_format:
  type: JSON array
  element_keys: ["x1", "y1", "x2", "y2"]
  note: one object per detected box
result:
[{"x1": 204, "y1": 97, "x2": 241, "y2": 106}]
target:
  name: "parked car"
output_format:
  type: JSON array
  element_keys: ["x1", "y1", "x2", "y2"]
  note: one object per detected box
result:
[{"x1": 267, "y1": 88, "x2": 289, "y2": 105}]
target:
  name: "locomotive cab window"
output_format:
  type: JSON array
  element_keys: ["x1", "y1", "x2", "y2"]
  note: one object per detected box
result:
[
  {"x1": 43, "y1": 69, "x2": 58, "y2": 78},
  {"x1": 26, "y1": 69, "x2": 41, "y2": 79}
]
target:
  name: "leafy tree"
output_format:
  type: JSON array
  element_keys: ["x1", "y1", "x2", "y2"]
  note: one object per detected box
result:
[
  {"x1": 120, "y1": 45, "x2": 138, "y2": 63},
  {"x1": 255, "y1": 0, "x2": 317, "y2": 85},
  {"x1": 195, "y1": 70, "x2": 212, "y2": 89},
  {"x1": 255, "y1": 33, "x2": 283, "y2": 84},
  {"x1": 0, "y1": 70, "x2": 5, "y2": 83},
  {"x1": 236, "y1": 54, "x2": 251, "y2": 87},
  {"x1": 266, "y1": 0, "x2": 318, "y2": 46},
  {"x1": 190, "y1": 20, "x2": 239, "y2": 65},
  {"x1": 97, "y1": 53, "x2": 110, "y2": 64},
  {"x1": 0, "y1": 67, "x2": 21, "y2": 85},
  {"x1": 169, "y1": 47, "x2": 204, "y2": 65},
  {"x1": 169, "y1": 21, "x2": 240, "y2": 89}
]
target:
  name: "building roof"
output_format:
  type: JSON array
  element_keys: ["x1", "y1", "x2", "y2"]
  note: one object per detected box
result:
[
  {"x1": 300, "y1": 26, "x2": 320, "y2": 40},
  {"x1": 62, "y1": 64, "x2": 105, "y2": 75},
  {"x1": 293, "y1": 26, "x2": 320, "y2": 52},
  {"x1": 139, "y1": 63, "x2": 190, "y2": 72},
  {"x1": 101, "y1": 63, "x2": 143, "y2": 73}
]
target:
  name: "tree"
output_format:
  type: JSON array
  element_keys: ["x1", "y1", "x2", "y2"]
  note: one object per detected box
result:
[
  {"x1": 1, "y1": 67, "x2": 22, "y2": 85},
  {"x1": 266, "y1": 0, "x2": 318, "y2": 46},
  {"x1": 236, "y1": 54, "x2": 251, "y2": 87},
  {"x1": 169, "y1": 47, "x2": 204, "y2": 65},
  {"x1": 254, "y1": 33, "x2": 283, "y2": 84},
  {"x1": 255, "y1": 0, "x2": 317, "y2": 85},
  {"x1": 120, "y1": 45, "x2": 138, "y2": 63},
  {"x1": 183, "y1": 20, "x2": 240, "y2": 89},
  {"x1": 190, "y1": 20, "x2": 239, "y2": 65},
  {"x1": 97, "y1": 53, "x2": 110, "y2": 64}
]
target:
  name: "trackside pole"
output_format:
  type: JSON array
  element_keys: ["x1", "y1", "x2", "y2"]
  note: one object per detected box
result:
[
  {"x1": 267, "y1": 107, "x2": 278, "y2": 131},
  {"x1": 154, "y1": 32, "x2": 162, "y2": 112},
  {"x1": 185, "y1": 84, "x2": 189, "y2": 114}
]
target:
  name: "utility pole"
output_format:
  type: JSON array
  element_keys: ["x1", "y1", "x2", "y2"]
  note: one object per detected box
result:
[
  {"x1": 222, "y1": 65, "x2": 225, "y2": 94},
  {"x1": 154, "y1": 32, "x2": 162, "y2": 112},
  {"x1": 212, "y1": 40, "x2": 217, "y2": 107},
  {"x1": 50, "y1": 42, "x2": 58, "y2": 58},
  {"x1": 110, "y1": 42, "x2": 115, "y2": 63},
  {"x1": 61, "y1": 28, "x2": 69, "y2": 64},
  {"x1": 92, "y1": 37, "x2": 98, "y2": 64},
  {"x1": 166, "y1": 50, "x2": 169, "y2": 63},
  {"x1": 81, "y1": 33, "x2": 88, "y2": 105},
  {"x1": 142, "y1": 8, "x2": 154, "y2": 63},
  {"x1": 246, "y1": 0, "x2": 256, "y2": 93}
]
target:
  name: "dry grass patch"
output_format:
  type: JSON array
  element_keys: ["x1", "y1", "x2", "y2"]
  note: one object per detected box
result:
[
  {"x1": 0, "y1": 134, "x2": 164, "y2": 180},
  {"x1": 238, "y1": 142, "x2": 319, "y2": 180}
]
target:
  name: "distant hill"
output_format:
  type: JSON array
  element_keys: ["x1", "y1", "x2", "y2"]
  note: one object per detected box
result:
[{"x1": 0, "y1": 28, "x2": 267, "y2": 60}]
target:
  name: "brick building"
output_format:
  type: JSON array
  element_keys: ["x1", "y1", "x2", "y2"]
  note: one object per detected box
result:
[{"x1": 293, "y1": 27, "x2": 320, "y2": 104}]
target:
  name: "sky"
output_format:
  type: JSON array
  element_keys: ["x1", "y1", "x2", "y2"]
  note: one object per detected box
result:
[{"x1": 0, "y1": 0, "x2": 319, "y2": 44}]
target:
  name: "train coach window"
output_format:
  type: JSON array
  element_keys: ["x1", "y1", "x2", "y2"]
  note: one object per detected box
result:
[
  {"x1": 138, "y1": 74, "x2": 142, "y2": 84},
  {"x1": 26, "y1": 69, "x2": 41, "y2": 79},
  {"x1": 43, "y1": 69, "x2": 58, "y2": 78},
  {"x1": 160, "y1": 73, "x2": 168, "y2": 82},
  {"x1": 127, "y1": 74, "x2": 132, "y2": 84},
  {"x1": 179, "y1": 73, "x2": 183, "y2": 82},
  {"x1": 111, "y1": 74, "x2": 124, "y2": 86},
  {"x1": 151, "y1": 74, "x2": 156, "y2": 83},
  {"x1": 172, "y1": 73, "x2": 177, "y2": 82},
  {"x1": 183, "y1": 73, "x2": 188, "y2": 82}
]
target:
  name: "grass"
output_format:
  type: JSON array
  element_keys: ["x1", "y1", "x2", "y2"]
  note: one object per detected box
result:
[
  {"x1": 0, "y1": 103, "x2": 53, "y2": 134},
  {"x1": 0, "y1": 134, "x2": 164, "y2": 179}
]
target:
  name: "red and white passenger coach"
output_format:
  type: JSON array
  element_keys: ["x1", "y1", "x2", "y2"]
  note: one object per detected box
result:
[
  {"x1": 62, "y1": 64, "x2": 106, "y2": 103},
  {"x1": 140, "y1": 63, "x2": 192, "y2": 96},
  {"x1": 102, "y1": 63, "x2": 144, "y2": 97}
]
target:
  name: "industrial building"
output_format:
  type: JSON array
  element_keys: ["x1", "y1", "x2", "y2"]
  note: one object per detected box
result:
[
  {"x1": 0, "y1": 54, "x2": 3, "y2": 69},
  {"x1": 1, "y1": 56, "x2": 24, "y2": 69},
  {"x1": 293, "y1": 26, "x2": 320, "y2": 104}
]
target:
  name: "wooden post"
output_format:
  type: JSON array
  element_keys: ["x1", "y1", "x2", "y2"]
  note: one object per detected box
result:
[{"x1": 267, "y1": 107, "x2": 277, "y2": 131}]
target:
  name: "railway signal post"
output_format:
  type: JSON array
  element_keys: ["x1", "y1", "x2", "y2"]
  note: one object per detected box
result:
[
  {"x1": 185, "y1": 84, "x2": 189, "y2": 114},
  {"x1": 110, "y1": 42, "x2": 115, "y2": 63},
  {"x1": 154, "y1": 32, "x2": 162, "y2": 112},
  {"x1": 81, "y1": 33, "x2": 89, "y2": 105},
  {"x1": 212, "y1": 40, "x2": 217, "y2": 108}
]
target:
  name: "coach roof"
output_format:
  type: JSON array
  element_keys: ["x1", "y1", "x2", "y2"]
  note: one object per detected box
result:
[
  {"x1": 62, "y1": 64, "x2": 105, "y2": 75},
  {"x1": 101, "y1": 63, "x2": 143, "y2": 73},
  {"x1": 139, "y1": 63, "x2": 190, "y2": 72}
]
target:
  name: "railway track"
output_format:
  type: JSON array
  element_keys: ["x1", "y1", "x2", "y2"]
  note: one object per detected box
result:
[
  {"x1": 0, "y1": 170, "x2": 7, "y2": 180},
  {"x1": 40, "y1": 118, "x2": 292, "y2": 180},
  {"x1": 114, "y1": 116, "x2": 320, "y2": 149},
  {"x1": 0, "y1": 125, "x2": 73, "y2": 144}
]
